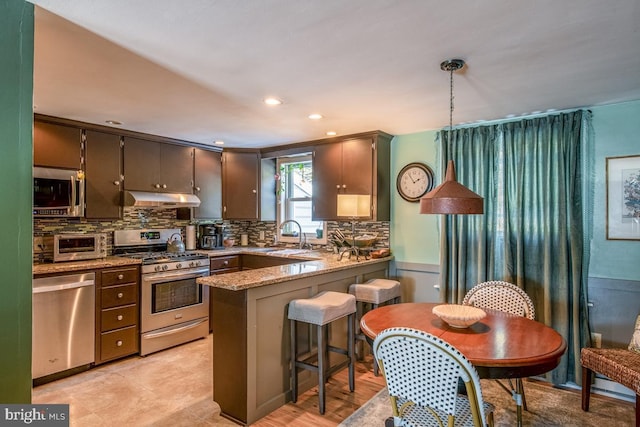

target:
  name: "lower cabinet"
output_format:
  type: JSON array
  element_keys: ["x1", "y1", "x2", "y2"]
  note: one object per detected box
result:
[{"x1": 95, "y1": 266, "x2": 140, "y2": 364}]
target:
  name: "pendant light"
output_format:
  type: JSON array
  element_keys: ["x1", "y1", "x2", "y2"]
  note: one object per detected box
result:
[{"x1": 420, "y1": 59, "x2": 484, "y2": 215}]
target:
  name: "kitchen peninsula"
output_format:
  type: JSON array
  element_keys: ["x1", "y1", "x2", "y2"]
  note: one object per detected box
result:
[{"x1": 197, "y1": 249, "x2": 393, "y2": 425}]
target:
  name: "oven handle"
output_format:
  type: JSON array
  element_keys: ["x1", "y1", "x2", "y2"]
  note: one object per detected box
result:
[
  {"x1": 143, "y1": 267, "x2": 210, "y2": 282},
  {"x1": 142, "y1": 318, "x2": 208, "y2": 339}
]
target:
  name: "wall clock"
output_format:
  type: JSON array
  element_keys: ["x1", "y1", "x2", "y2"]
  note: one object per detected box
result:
[{"x1": 396, "y1": 162, "x2": 434, "y2": 202}]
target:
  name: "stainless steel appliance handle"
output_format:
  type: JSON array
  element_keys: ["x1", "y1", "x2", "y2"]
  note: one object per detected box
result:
[
  {"x1": 33, "y1": 279, "x2": 95, "y2": 294},
  {"x1": 142, "y1": 318, "x2": 208, "y2": 339},
  {"x1": 70, "y1": 173, "x2": 77, "y2": 212},
  {"x1": 143, "y1": 268, "x2": 210, "y2": 282}
]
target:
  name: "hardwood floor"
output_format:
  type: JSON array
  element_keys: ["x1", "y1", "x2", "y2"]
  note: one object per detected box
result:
[
  {"x1": 32, "y1": 334, "x2": 386, "y2": 426},
  {"x1": 253, "y1": 356, "x2": 386, "y2": 426}
]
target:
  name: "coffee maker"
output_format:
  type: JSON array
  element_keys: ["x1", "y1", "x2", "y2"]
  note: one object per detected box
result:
[{"x1": 198, "y1": 224, "x2": 225, "y2": 249}]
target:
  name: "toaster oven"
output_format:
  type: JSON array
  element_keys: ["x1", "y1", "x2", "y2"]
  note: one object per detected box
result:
[{"x1": 53, "y1": 233, "x2": 107, "y2": 262}]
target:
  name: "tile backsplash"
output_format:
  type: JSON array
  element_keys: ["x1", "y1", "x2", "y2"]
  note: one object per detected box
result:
[{"x1": 33, "y1": 208, "x2": 389, "y2": 262}]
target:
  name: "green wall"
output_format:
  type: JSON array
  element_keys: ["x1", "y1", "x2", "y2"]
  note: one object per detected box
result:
[
  {"x1": 390, "y1": 130, "x2": 440, "y2": 264},
  {"x1": 0, "y1": 0, "x2": 34, "y2": 403},
  {"x1": 589, "y1": 100, "x2": 640, "y2": 280}
]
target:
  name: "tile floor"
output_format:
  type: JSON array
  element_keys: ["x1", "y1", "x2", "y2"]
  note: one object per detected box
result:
[{"x1": 32, "y1": 335, "x2": 238, "y2": 426}]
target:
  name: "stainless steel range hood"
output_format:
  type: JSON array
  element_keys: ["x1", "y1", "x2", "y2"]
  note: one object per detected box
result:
[{"x1": 124, "y1": 191, "x2": 201, "y2": 208}]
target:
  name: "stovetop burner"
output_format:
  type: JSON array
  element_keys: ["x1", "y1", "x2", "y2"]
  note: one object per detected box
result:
[
  {"x1": 113, "y1": 228, "x2": 209, "y2": 273},
  {"x1": 118, "y1": 251, "x2": 208, "y2": 265}
]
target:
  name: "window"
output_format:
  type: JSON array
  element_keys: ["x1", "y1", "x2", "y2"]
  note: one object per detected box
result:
[{"x1": 276, "y1": 155, "x2": 326, "y2": 245}]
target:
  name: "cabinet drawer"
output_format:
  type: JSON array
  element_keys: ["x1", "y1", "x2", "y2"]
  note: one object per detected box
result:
[
  {"x1": 102, "y1": 268, "x2": 138, "y2": 286},
  {"x1": 210, "y1": 256, "x2": 240, "y2": 271},
  {"x1": 101, "y1": 284, "x2": 137, "y2": 308},
  {"x1": 100, "y1": 326, "x2": 138, "y2": 361},
  {"x1": 101, "y1": 304, "x2": 137, "y2": 332}
]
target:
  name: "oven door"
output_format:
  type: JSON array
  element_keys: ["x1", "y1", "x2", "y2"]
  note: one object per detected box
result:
[{"x1": 141, "y1": 267, "x2": 210, "y2": 334}]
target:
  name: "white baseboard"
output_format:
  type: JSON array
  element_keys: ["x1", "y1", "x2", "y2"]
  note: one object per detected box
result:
[{"x1": 592, "y1": 377, "x2": 635, "y2": 403}]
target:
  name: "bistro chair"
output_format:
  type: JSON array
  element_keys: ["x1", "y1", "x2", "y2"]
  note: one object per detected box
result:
[
  {"x1": 462, "y1": 281, "x2": 535, "y2": 320},
  {"x1": 373, "y1": 327, "x2": 494, "y2": 427},
  {"x1": 462, "y1": 281, "x2": 535, "y2": 415}
]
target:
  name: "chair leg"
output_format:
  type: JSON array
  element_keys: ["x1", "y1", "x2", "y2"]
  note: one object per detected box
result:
[
  {"x1": 348, "y1": 313, "x2": 355, "y2": 392},
  {"x1": 317, "y1": 324, "x2": 327, "y2": 415},
  {"x1": 290, "y1": 319, "x2": 298, "y2": 403},
  {"x1": 582, "y1": 366, "x2": 592, "y2": 411},
  {"x1": 371, "y1": 303, "x2": 380, "y2": 376}
]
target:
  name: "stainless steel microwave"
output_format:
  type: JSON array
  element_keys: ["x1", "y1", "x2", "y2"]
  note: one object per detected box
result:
[
  {"x1": 33, "y1": 166, "x2": 85, "y2": 217},
  {"x1": 53, "y1": 233, "x2": 107, "y2": 262}
]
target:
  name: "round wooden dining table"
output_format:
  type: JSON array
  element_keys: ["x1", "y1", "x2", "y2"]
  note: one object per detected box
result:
[{"x1": 360, "y1": 302, "x2": 567, "y2": 426}]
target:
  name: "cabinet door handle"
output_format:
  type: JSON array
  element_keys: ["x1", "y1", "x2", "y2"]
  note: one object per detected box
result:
[
  {"x1": 113, "y1": 180, "x2": 120, "y2": 186},
  {"x1": 154, "y1": 183, "x2": 161, "y2": 189},
  {"x1": 117, "y1": 292, "x2": 124, "y2": 299},
  {"x1": 195, "y1": 186, "x2": 201, "y2": 192},
  {"x1": 252, "y1": 189, "x2": 257, "y2": 193},
  {"x1": 223, "y1": 260, "x2": 229, "y2": 265},
  {"x1": 117, "y1": 315, "x2": 123, "y2": 321},
  {"x1": 342, "y1": 184, "x2": 347, "y2": 188},
  {"x1": 162, "y1": 184, "x2": 167, "y2": 189},
  {"x1": 116, "y1": 340, "x2": 123, "y2": 347},
  {"x1": 336, "y1": 184, "x2": 341, "y2": 189},
  {"x1": 117, "y1": 274, "x2": 124, "y2": 280}
]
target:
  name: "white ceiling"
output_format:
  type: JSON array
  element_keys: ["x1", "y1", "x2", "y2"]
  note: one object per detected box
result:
[{"x1": 29, "y1": 0, "x2": 640, "y2": 149}]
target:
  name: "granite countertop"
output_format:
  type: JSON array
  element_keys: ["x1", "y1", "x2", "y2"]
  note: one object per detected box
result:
[
  {"x1": 197, "y1": 247, "x2": 393, "y2": 291},
  {"x1": 33, "y1": 256, "x2": 142, "y2": 276},
  {"x1": 32, "y1": 246, "x2": 392, "y2": 288}
]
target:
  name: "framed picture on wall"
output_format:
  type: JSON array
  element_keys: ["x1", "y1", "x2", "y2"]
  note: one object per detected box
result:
[{"x1": 607, "y1": 154, "x2": 640, "y2": 240}]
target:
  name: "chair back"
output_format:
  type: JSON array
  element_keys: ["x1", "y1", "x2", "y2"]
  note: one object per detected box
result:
[
  {"x1": 462, "y1": 281, "x2": 535, "y2": 320},
  {"x1": 373, "y1": 327, "x2": 490, "y2": 427}
]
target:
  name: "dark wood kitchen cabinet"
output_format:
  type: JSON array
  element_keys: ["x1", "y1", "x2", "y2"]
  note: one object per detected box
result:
[
  {"x1": 193, "y1": 148, "x2": 222, "y2": 219},
  {"x1": 222, "y1": 150, "x2": 260, "y2": 220},
  {"x1": 123, "y1": 137, "x2": 194, "y2": 193},
  {"x1": 84, "y1": 130, "x2": 122, "y2": 219},
  {"x1": 33, "y1": 119, "x2": 82, "y2": 169},
  {"x1": 312, "y1": 131, "x2": 392, "y2": 221},
  {"x1": 95, "y1": 266, "x2": 140, "y2": 364}
]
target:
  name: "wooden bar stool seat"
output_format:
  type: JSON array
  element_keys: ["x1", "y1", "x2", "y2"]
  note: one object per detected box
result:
[{"x1": 288, "y1": 291, "x2": 356, "y2": 415}]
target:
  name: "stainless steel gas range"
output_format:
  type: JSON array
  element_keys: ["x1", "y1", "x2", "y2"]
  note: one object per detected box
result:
[{"x1": 114, "y1": 229, "x2": 210, "y2": 356}]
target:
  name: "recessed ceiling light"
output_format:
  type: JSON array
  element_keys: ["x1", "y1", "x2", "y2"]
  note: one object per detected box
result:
[
  {"x1": 326, "y1": 131, "x2": 337, "y2": 136},
  {"x1": 264, "y1": 97, "x2": 282, "y2": 106},
  {"x1": 308, "y1": 113, "x2": 323, "y2": 120},
  {"x1": 105, "y1": 120, "x2": 122, "y2": 126},
  {"x1": 214, "y1": 140, "x2": 224, "y2": 145}
]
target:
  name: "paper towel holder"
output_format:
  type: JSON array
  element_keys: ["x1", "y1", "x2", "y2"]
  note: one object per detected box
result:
[{"x1": 185, "y1": 225, "x2": 197, "y2": 250}]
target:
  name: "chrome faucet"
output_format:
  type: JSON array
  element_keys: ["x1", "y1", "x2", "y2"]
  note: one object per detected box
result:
[{"x1": 279, "y1": 220, "x2": 307, "y2": 249}]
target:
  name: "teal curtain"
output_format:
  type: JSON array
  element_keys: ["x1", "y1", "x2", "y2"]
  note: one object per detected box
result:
[{"x1": 439, "y1": 110, "x2": 591, "y2": 385}]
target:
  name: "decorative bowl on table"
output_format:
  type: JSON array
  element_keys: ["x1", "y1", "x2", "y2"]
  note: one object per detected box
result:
[{"x1": 432, "y1": 304, "x2": 486, "y2": 328}]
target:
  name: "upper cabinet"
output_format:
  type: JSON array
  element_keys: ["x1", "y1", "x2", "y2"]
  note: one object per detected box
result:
[
  {"x1": 193, "y1": 148, "x2": 222, "y2": 219},
  {"x1": 222, "y1": 151, "x2": 259, "y2": 220},
  {"x1": 312, "y1": 132, "x2": 392, "y2": 221},
  {"x1": 123, "y1": 137, "x2": 193, "y2": 194},
  {"x1": 33, "y1": 120, "x2": 82, "y2": 170},
  {"x1": 84, "y1": 130, "x2": 122, "y2": 219}
]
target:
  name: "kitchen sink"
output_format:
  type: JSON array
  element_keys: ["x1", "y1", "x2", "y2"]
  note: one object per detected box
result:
[{"x1": 264, "y1": 249, "x2": 320, "y2": 258}]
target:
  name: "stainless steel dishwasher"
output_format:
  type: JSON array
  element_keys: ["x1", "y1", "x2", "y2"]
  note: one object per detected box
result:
[{"x1": 32, "y1": 272, "x2": 95, "y2": 379}]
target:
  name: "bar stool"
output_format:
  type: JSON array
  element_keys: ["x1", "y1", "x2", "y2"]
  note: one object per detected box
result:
[
  {"x1": 288, "y1": 291, "x2": 356, "y2": 414},
  {"x1": 349, "y1": 278, "x2": 401, "y2": 375}
]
